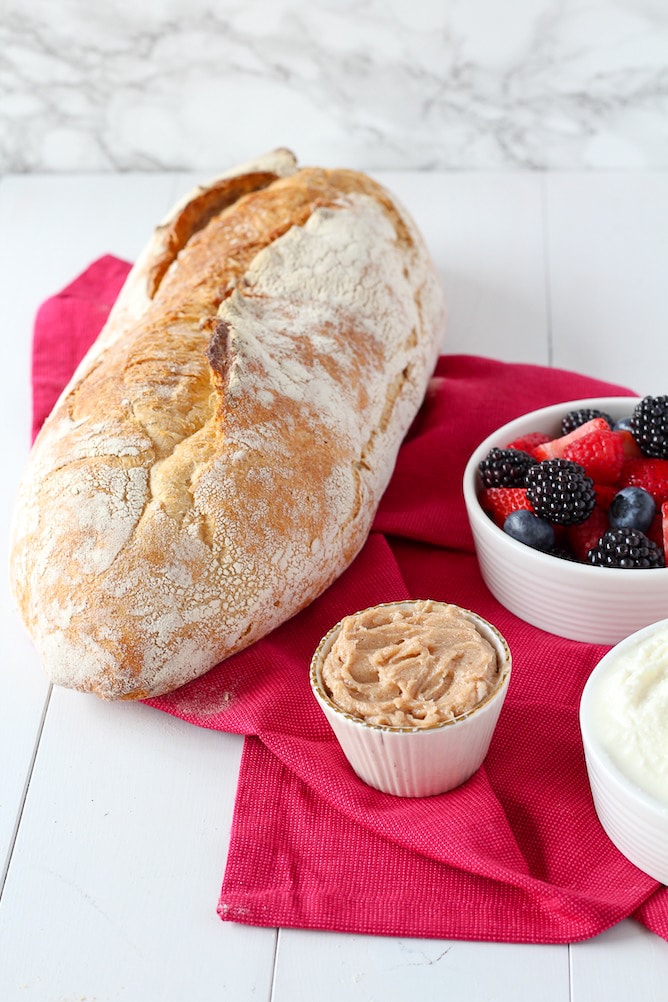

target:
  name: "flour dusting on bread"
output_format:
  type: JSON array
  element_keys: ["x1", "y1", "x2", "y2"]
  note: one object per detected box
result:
[{"x1": 10, "y1": 151, "x2": 445, "y2": 699}]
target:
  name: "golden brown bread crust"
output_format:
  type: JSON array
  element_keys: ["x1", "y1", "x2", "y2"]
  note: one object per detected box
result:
[
  {"x1": 10, "y1": 150, "x2": 446, "y2": 699},
  {"x1": 146, "y1": 170, "x2": 282, "y2": 298}
]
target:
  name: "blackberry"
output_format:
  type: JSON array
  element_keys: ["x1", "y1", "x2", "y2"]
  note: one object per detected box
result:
[
  {"x1": 587, "y1": 528, "x2": 665, "y2": 569},
  {"x1": 631, "y1": 395, "x2": 668, "y2": 458},
  {"x1": 478, "y1": 447, "x2": 538, "y2": 488},
  {"x1": 525, "y1": 458, "x2": 596, "y2": 526},
  {"x1": 560, "y1": 408, "x2": 613, "y2": 435}
]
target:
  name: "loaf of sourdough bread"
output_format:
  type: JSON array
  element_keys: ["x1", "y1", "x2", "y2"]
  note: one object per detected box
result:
[{"x1": 10, "y1": 149, "x2": 446, "y2": 699}]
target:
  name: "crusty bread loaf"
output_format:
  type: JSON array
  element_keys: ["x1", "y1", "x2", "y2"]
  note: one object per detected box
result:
[{"x1": 10, "y1": 149, "x2": 446, "y2": 699}]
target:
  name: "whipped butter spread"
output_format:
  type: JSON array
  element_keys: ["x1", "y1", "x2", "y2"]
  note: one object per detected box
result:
[
  {"x1": 593, "y1": 627, "x2": 668, "y2": 805},
  {"x1": 321, "y1": 600, "x2": 500, "y2": 728}
]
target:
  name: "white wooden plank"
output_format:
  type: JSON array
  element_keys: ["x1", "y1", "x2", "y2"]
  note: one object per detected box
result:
[
  {"x1": 373, "y1": 171, "x2": 549, "y2": 364},
  {"x1": 546, "y1": 172, "x2": 668, "y2": 394},
  {"x1": 0, "y1": 173, "x2": 185, "y2": 316},
  {"x1": 0, "y1": 173, "x2": 184, "y2": 880},
  {"x1": 0, "y1": 688, "x2": 276, "y2": 1001},
  {"x1": 273, "y1": 929, "x2": 569, "y2": 1002},
  {"x1": 571, "y1": 920, "x2": 668, "y2": 1002}
]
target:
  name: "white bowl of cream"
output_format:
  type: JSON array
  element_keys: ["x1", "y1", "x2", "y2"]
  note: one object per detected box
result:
[
  {"x1": 580, "y1": 618, "x2": 668, "y2": 883},
  {"x1": 310, "y1": 599, "x2": 511, "y2": 797}
]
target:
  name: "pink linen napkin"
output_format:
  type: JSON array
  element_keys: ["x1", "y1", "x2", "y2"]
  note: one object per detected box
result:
[{"x1": 30, "y1": 256, "x2": 668, "y2": 943}]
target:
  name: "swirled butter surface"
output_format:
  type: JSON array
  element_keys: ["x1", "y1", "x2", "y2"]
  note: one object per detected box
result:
[{"x1": 321, "y1": 600, "x2": 499, "y2": 728}]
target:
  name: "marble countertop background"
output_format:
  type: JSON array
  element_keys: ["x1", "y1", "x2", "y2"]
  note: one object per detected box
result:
[{"x1": 2, "y1": 0, "x2": 667, "y2": 173}]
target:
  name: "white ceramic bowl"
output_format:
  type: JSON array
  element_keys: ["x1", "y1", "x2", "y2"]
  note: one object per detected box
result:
[
  {"x1": 580, "y1": 619, "x2": 668, "y2": 883},
  {"x1": 309, "y1": 600, "x2": 511, "y2": 797},
  {"x1": 463, "y1": 396, "x2": 668, "y2": 645}
]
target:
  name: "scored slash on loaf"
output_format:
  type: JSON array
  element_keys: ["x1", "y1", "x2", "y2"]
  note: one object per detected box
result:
[{"x1": 10, "y1": 149, "x2": 446, "y2": 699}]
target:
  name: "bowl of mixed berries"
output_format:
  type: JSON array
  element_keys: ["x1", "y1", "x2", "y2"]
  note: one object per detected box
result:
[{"x1": 463, "y1": 396, "x2": 668, "y2": 644}]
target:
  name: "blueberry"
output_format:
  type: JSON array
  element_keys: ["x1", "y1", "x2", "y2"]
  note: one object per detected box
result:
[
  {"x1": 613, "y1": 415, "x2": 634, "y2": 433},
  {"x1": 503, "y1": 510, "x2": 555, "y2": 551},
  {"x1": 609, "y1": 486, "x2": 656, "y2": 533}
]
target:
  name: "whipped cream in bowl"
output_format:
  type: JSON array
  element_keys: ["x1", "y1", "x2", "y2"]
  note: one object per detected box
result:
[{"x1": 580, "y1": 618, "x2": 668, "y2": 882}]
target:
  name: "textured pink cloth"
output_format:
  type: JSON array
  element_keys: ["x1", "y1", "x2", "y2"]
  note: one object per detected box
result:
[{"x1": 31, "y1": 256, "x2": 668, "y2": 943}]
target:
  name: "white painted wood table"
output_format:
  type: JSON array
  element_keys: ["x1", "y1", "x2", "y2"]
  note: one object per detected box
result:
[{"x1": 1, "y1": 169, "x2": 667, "y2": 1001}]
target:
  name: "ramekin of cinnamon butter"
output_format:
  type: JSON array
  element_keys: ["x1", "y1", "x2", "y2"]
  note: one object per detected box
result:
[
  {"x1": 580, "y1": 618, "x2": 668, "y2": 883},
  {"x1": 309, "y1": 599, "x2": 512, "y2": 797}
]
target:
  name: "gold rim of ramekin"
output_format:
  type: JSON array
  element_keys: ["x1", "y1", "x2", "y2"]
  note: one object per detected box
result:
[{"x1": 309, "y1": 599, "x2": 511, "y2": 733}]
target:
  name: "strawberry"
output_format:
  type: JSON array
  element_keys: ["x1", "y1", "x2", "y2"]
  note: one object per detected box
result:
[
  {"x1": 647, "y1": 509, "x2": 664, "y2": 549},
  {"x1": 615, "y1": 429, "x2": 643, "y2": 460},
  {"x1": 651, "y1": 501, "x2": 668, "y2": 561},
  {"x1": 506, "y1": 431, "x2": 551, "y2": 455},
  {"x1": 562, "y1": 428, "x2": 626, "y2": 485},
  {"x1": 652, "y1": 501, "x2": 668, "y2": 565},
  {"x1": 480, "y1": 487, "x2": 532, "y2": 528},
  {"x1": 621, "y1": 458, "x2": 668, "y2": 506},
  {"x1": 565, "y1": 505, "x2": 609, "y2": 562},
  {"x1": 593, "y1": 484, "x2": 618, "y2": 512},
  {"x1": 533, "y1": 417, "x2": 610, "y2": 461}
]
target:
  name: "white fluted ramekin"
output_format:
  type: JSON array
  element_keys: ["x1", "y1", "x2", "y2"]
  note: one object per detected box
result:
[
  {"x1": 309, "y1": 601, "x2": 511, "y2": 797},
  {"x1": 463, "y1": 396, "x2": 668, "y2": 645},
  {"x1": 579, "y1": 619, "x2": 668, "y2": 883}
]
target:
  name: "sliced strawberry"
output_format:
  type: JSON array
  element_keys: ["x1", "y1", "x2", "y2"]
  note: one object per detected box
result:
[
  {"x1": 565, "y1": 505, "x2": 609, "y2": 562},
  {"x1": 647, "y1": 509, "x2": 664, "y2": 549},
  {"x1": 506, "y1": 431, "x2": 551, "y2": 455},
  {"x1": 533, "y1": 417, "x2": 610, "y2": 461},
  {"x1": 621, "y1": 458, "x2": 668, "y2": 507},
  {"x1": 480, "y1": 487, "x2": 532, "y2": 528},
  {"x1": 615, "y1": 429, "x2": 643, "y2": 460},
  {"x1": 663, "y1": 501, "x2": 668, "y2": 563},
  {"x1": 594, "y1": 484, "x2": 618, "y2": 511},
  {"x1": 562, "y1": 428, "x2": 626, "y2": 486}
]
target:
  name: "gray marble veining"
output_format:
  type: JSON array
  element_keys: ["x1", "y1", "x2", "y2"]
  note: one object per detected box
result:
[{"x1": 1, "y1": 0, "x2": 667, "y2": 172}]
